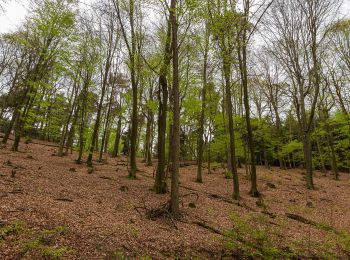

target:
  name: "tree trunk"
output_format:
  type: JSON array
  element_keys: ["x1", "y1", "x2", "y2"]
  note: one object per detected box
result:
[
  {"x1": 324, "y1": 109, "x2": 339, "y2": 179},
  {"x1": 76, "y1": 75, "x2": 90, "y2": 164},
  {"x1": 112, "y1": 115, "x2": 122, "y2": 157},
  {"x1": 87, "y1": 62, "x2": 111, "y2": 167},
  {"x1": 58, "y1": 87, "x2": 77, "y2": 156},
  {"x1": 223, "y1": 56, "x2": 239, "y2": 200},
  {"x1": 63, "y1": 102, "x2": 79, "y2": 154},
  {"x1": 99, "y1": 86, "x2": 115, "y2": 162},
  {"x1": 238, "y1": 19, "x2": 259, "y2": 197},
  {"x1": 303, "y1": 131, "x2": 314, "y2": 189},
  {"x1": 144, "y1": 109, "x2": 153, "y2": 166},
  {"x1": 153, "y1": 16, "x2": 171, "y2": 192},
  {"x1": 170, "y1": 0, "x2": 180, "y2": 217},
  {"x1": 196, "y1": 23, "x2": 209, "y2": 183},
  {"x1": 2, "y1": 108, "x2": 18, "y2": 144}
]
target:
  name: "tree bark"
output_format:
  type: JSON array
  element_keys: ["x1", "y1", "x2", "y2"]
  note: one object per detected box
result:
[
  {"x1": 153, "y1": 16, "x2": 171, "y2": 193},
  {"x1": 223, "y1": 56, "x2": 239, "y2": 200},
  {"x1": 170, "y1": 0, "x2": 180, "y2": 217},
  {"x1": 196, "y1": 23, "x2": 209, "y2": 183},
  {"x1": 238, "y1": 3, "x2": 259, "y2": 197},
  {"x1": 112, "y1": 115, "x2": 122, "y2": 157}
]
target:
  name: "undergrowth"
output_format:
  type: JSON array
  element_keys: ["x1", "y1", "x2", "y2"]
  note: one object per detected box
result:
[
  {"x1": 0, "y1": 221, "x2": 26, "y2": 241},
  {"x1": 223, "y1": 212, "x2": 350, "y2": 259},
  {"x1": 0, "y1": 220, "x2": 71, "y2": 259},
  {"x1": 224, "y1": 212, "x2": 295, "y2": 259}
]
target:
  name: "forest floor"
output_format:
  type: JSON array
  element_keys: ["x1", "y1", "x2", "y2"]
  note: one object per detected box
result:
[{"x1": 0, "y1": 137, "x2": 350, "y2": 259}]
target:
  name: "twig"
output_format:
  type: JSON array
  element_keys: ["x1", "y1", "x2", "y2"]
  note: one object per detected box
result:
[{"x1": 55, "y1": 198, "x2": 74, "y2": 202}]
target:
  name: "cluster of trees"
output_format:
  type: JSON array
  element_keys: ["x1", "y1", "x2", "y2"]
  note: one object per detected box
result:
[{"x1": 0, "y1": 0, "x2": 349, "y2": 216}]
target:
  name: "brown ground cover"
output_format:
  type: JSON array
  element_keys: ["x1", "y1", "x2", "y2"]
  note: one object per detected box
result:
[{"x1": 0, "y1": 138, "x2": 350, "y2": 259}]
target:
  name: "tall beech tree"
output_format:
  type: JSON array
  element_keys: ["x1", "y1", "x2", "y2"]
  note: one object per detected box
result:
[
  {"x1": 196, "y1": 20, "x2": 210, "y2": 183},
  {"x1": 87, "y1": 5, "x2": 119, "y2": 166},
  {"x1": 265, "y1": 0, "x2": 341, "y2": 189},
  {"x1": 112, "y1": 0, "x2": 142, "y2": 179},
  {"x1": 170, "y1": 0, "x2": 180, "y2": 217},
  {"x1": 209, "y1": 0, "x2": 240, "y2": 199},
  {"x1": 153, "y1": 12, "x2": 172, "y2": 194}
]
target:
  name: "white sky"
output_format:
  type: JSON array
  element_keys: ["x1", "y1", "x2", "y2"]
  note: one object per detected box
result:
[
  {"x1": 0, "y1": 0, "x2": 94, "y2": 33},
  {"x1": 1, "y1": 0, "x2": 350, "y2": 34}
]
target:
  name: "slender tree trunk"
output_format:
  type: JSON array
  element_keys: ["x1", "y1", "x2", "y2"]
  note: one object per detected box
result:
[
  {"x1": 238, "y1": 20, "x2": 259, "y2": 197},
  {"x1": 207, "y1": 133, "x2": 211, "y2": 174},
  {"x1": 99, "y1": 87, "x2": 115, "y2": 162},
  {"x1": 302, "y1": 7, "x2": 321, "y2": 189},
  {"x1": 144, "y1": 108, "x2": 154, "y2": 166},
  {"x1": 153, "y1": 17, "x2": 171, "y2": 192},
  {"x1": 112, "y1": 115, "x2": 122, "y2": 157},
  {"x1": 324, "y1": 109, "x2": 339, "y2": 179},
  {"x1": 58, "y1": 88, "x2": 77, "y2": 156},
  {"x1": 2, "y1": 108, "x2": 18, "y2": 144},
  {"x1": 223, "y1": 57, "x2": 239, "y2": 200},
  {"x1": 328, "y1": 131, "x2": 338, "y2": 180},
  {"x1": 76, "y1": 75, "x2": 90, "y2": 164},
  {"x1": 221, "y1": 83, "x2": 233, "y2": 176},
  {"x1": 87, "y1": 64, "x2": 110, "y2": 166},
  {"x1": 170, "y1": 0, "x2": 180, "y2": 217},
  {"x1": 65, "y1": 108, "x2": 79, "y2": 155},
  {"x1": 129, "y1": 67, "x2": 138, "y2": 178},
  {"x1": 315, "y1": 127, "x2": 326, "y2": 174},
  {"x1": 196, "y1": 24, "x2": 209, "y2": 183},
  {"x1": 12, "y1": 92, "x2": 33, "y2": 151}
]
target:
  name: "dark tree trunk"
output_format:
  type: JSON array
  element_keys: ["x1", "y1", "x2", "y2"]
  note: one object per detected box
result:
[
  {"x1": 76, "y1": 74, "x2": 90, "y2": 164},
  {"x1": 86, "y1": 63, "x2": 110, "y2": 167},
  {"x1": 12, "y1": 91, "x2": 33, "y2": 151},
  {"x1": 153, "y1": 17, "x2": 171, "y2": 192},
  {"x1": 112, "y1": 115, "x2": 122, "y2": 157},
  {"x1": 99, "y1": 86, "x2": 115, "y2": 162},
  {"x1": 2, "y1": 108, "x2": 18, "y2": 144},
  {"x1": 144, "y1": 108, "x2": 154, "y2": 166}
]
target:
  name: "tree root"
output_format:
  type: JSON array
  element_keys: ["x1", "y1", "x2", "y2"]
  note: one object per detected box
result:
[
  {"x1": 180, "y1": 192, "x2": 199, "y2": 207},
  {"x1": 134, "y1": 200, "x2": 178, "y2": 229},
  {"x1": 192, "y1": 220, "x2": 223, "y2": 235}
]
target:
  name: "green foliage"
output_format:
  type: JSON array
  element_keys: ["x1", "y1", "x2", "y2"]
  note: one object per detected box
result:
[
  {"x1": 329, "y1": 18, "x2": 350, "y2": 33},
  {"x1": 280, "y1": 140, "x2": 303, "y2": 163},
  {"x1": 42, "y1": 246, "x2": 71, "y2": 259},
  {"x1": 23, "y1": 239, "x2": 71, "y2": 259},
  {"x1": 333, "y1": 112, "x2": 350, "y2": 171},
  {"x1": 224, "y1": 212, "x2": 350, "y2": 259},
  {"x1": 110, "y1": 250, "x2": 130, "y2": 259},
  {"x1": 0, "y1": 220, "x2": 71, "y2": 259},
  {"x1": 21, "y1": 225, "x2": 70, "y2": 259},
  {"x1": 224, "y1": 171, "x2": 233, "y2": 179},
  {"x1": 146, "y1": 99, "x2": 158, "y2": 113},
  {"x1": 39, "y1": 226, "x2": 67, "y2": 245},
  {"x1": 224, "y1": 212, "x2": 295, "y2": 259},
  {"x1": 338, "y1": 231, "x2": 350, "y2": 255},
  {"x1": 309, "y1": 111, "x2": 350, "y2": 171},
  {"x1": 0, "y1": 221, "x2": 26, "y2": 241}
]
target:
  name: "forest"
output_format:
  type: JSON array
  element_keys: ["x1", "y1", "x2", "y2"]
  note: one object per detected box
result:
[{"x1": 0, "y1": 0, "x2": 350, "y2": 258}]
